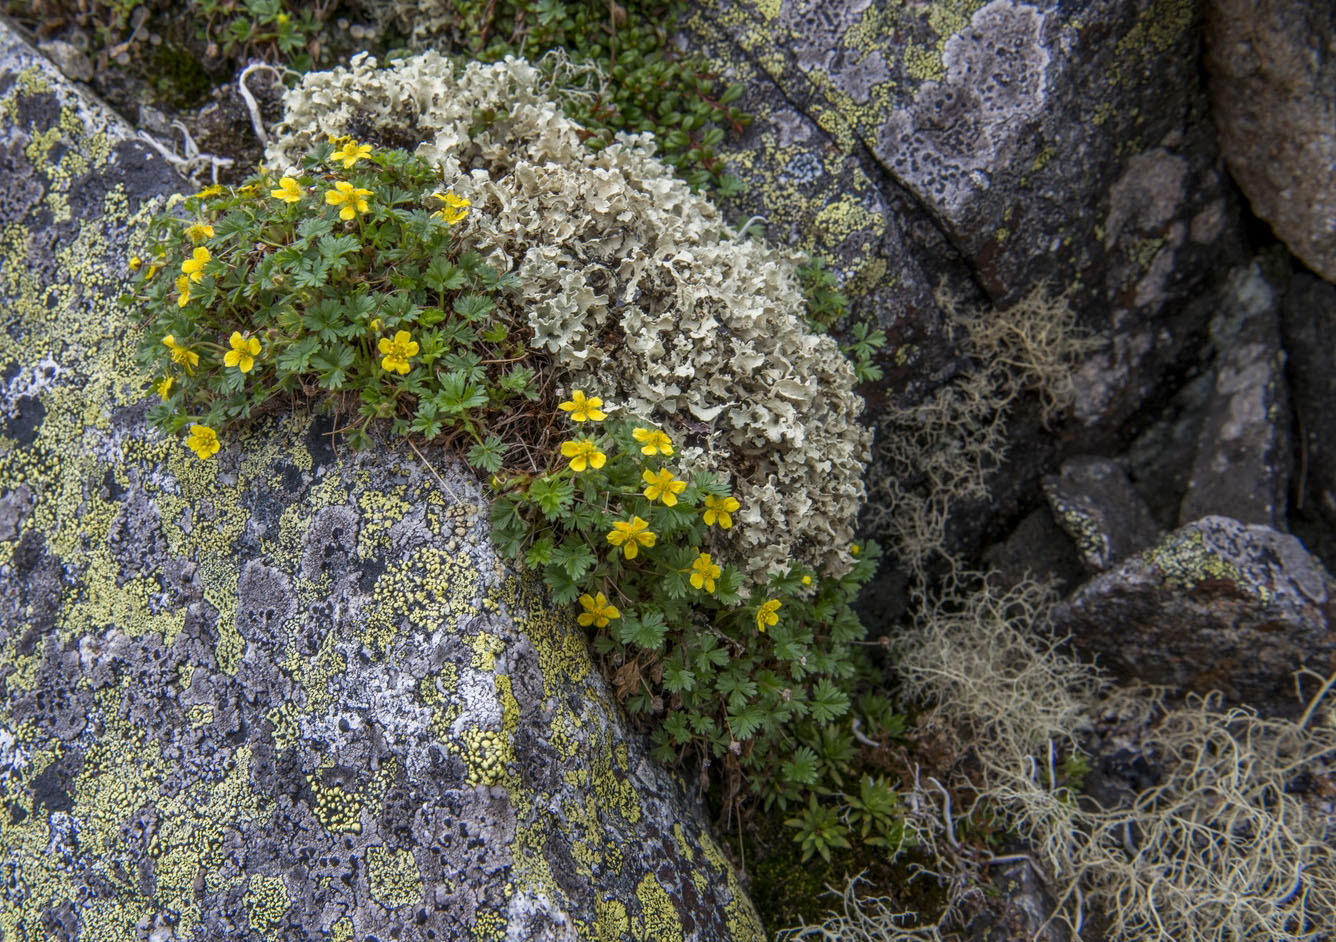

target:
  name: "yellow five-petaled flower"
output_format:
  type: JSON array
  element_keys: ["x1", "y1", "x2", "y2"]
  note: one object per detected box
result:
[
  {"x1": 330, "y1": 138, "x2": 373, "y2": 168},
  {"x1": 326, "y1": 180, "x2": 372, "y2": 220},
  {"x1": 689, "y1": 552, "x2": 721, "y2": 593},
  {"x1": 642, "y1": 468, "x2": 686, "y2": 507},
  {"x1": 632, "y1": 427, "x2": 673, "y2": 456},
  {"x1": 558, "y1": 390, "x2": 606, "y2": 422},
  {"x1": 576, "y1": 592, "x2": 621, "y2": 628},
  {"x1": 155, "y1": 376, "x2": 173, "y2": 400},
  {"x1": 224, "y1": 331, "x2": 262, "y2": 373},
  {"x1": 181, "y1": 246, "x2": 210, "y2": 283},
  {"x1": 606, "y1": 516, "x2": 656, "y2": 560},
  {"x1": 756, "y1": 599, "x2": 781, "y2": 633},
  {"x1": 378, "y1": 330, "x2": 419, "y2": 374},
  {"x1": 174, "y1": 275, "x2": 192, "y2": 308},
  {"x1": 270, "y1": 177, "x2": 303, "y2": 203},
  {"x1": 186, "y1": 424, "x2": 220, "y2": 460},
  {"x1": 431, "y1": 191, "x2": 471, "y2": 225},
  {"x1": 162, "y1": 334, "x2": 199, "y2": 373},
  {"x1": 185, "y1": 222, "x2": 215, "y2": 243},
  {"x1": 703, "y1": 494, "x2": 740, "y2": 529},
  {"x1": 560, "y1": 439, "x2": 606, "y2": 473}
]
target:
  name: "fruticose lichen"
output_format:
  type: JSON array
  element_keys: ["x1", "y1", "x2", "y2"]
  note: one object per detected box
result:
[{"x1": 267, "y1": 53, "x2": 872, "y2": 582}]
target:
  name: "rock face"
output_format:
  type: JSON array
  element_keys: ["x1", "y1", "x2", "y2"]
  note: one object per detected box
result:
[
  {"x1": 1283, "y1": 273, "x2": 1336, "y2": 570},
  {"x1": 1204, "y1": 0, "x2": 1336, "y2": 281},
  {"x1": 684, "y1": 0, "x2": 1242, "y2": 426},
  {"x1": 1054, "y1": 517, "x2": 1336, "y2": 717},
  {"x1": 0, "y1": 23, "x2": 762, "y2": 942}
]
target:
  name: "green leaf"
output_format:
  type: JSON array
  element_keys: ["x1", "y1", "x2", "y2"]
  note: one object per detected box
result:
[
  {"x1": 524, "y1": 536, "x2": 555, "y2": 569},
  {"x1": 467, "y1": 435, "x2": 508, "y2": 473},
  {"x1": 809, "y1": 678, "x2": 851, "y2": 723},
  {"x1": 551, "y1": 539, "x2": 597, "y2": 582},
  {"x1": 527, "y1": 477, "x2": 574, "y2": 520},
  {"x1": 424, "y1": 256, "x2": 467, "y2": 292}
]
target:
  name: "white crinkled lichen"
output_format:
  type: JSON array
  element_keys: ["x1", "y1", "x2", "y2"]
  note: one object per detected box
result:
[{"x1": 267, "y1": 53, "x2": 871, "y2": 581}]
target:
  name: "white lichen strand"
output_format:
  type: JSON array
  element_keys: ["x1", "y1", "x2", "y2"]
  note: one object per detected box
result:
[{"x1": 268, "y1": 54, "x2": 872, "y2": 580}]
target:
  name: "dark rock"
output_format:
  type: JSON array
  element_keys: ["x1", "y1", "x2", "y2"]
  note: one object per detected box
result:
[
  {"x1": 1204, "y1": 0, "x2": 1336, "y2": 280},
  {"x1": 1282, "y1": 273, "x2": 1336, "y2": 572},
  {"x1": 1044, "y1": 457, "x2": 1161, "y2": 572},
  {"x1": 982, "y1": 507, "x2": 1085, "y2": 596},
  {"x1": 1054, "y1": 516, "x2": 1336, "y2": 717},
  {"x1": 1179, "y1": 260, "x2": 1291, "y2": 527}
]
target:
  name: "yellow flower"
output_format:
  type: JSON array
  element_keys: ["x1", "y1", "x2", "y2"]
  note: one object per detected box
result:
[
  {"x1": 632, "y1": 427, "x2": 673, "y2": 456},
  {"x1": 162, "y1": 334, "x2": 199, "y2": 372},
  {"x1": 641, "y1": 468, "x2": 686, "y2": 507},
  {"x1": 185, "y1": 222, "x2": 215, "y2": 243},
  {"x1": 196, "y1": 184, "x2": 224, "y2": 198},
  {"x1": 558, "y1": 390, "x2": 606, "y2": 422},
  {"x1": 186, "y1": 424, "x2": 220, "y2": 460},
  {"x1": 175, "y1": 276, "x2": 192, "y2": 308},
  {"x1": 576, "y1": 592, "x2": 621, "y2": 628},
  {"x1": 275, "y1": 12, "x2": 289, "y2": 25},
  {"x1": 128, "y1": 255, "x2": 142, "y2": 271},
  {"x1": 325, "y1": 180, "x2": 372, "y2": 220},
  {"x1": 689, "y1": 553, "x2": 721, "y2": 593},
  {"x1": 330, "y1": 139, "x2": 373, "y2": 169},
  {"x1": 223, "y1": 331, "x2": 262, "y2": 373},
  {"x1": 154, "y1": 376, "x2": 173, "y2": 399},
  {"x1": 851, "y1": 543, "x2": 861, "y2": 556},
  {"x1": 606, "y1": 516, "x2": 656, "y2": 560},
  {"x1": 756, "y1": 599, "x2": 781, "y2": 633},
  {"x1": 801, "y1": 574, "x2": 813, "y2": 586},
  {"x1": 181, "y1": 246, "x2": 210, "y2": 283},
  {"x1": 431, "y1": 191, "x2": 471, "y2": 225},
  {"x1": 377, "y1": 330, "x2": 419, "y2": 374},
  {"x1": 560, "y1": 439, "x2": 607, "y2": 473},
  {"x1": 270, "y1": 177, "x2": 303, "y2": 203},
  {"x1": 703, "y1": 494, "x2": 740, "y2": 529}
]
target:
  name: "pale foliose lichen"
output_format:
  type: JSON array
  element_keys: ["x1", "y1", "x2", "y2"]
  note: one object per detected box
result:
[{"x1": 267, "y1": 53, "x2": 872, "y2": 581}]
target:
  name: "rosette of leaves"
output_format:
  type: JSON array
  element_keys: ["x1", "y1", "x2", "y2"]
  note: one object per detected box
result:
[
  {"x1": 129, "y1": 141, "x2": 551, "y2": 469},
  {"x1": 490, "y1": 411, "x2": 895, "y2": 818}
]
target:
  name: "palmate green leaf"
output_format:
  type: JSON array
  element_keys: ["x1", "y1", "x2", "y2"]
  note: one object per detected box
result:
[
  {"x1": 663, "y1": 711, "x2": 691, "y2": 745},
  {"x1": 432, "y1": 371, "x2": 490, "y2": 414},
  {"x1": 467, "y1": 435, "x2": 508, "y2": 473},
  {"x1": 541, "y1": 563, "x2": 581, "y2": 605},
  {"x1": 453, "y1": 294, "x2": 496, "y2": 322},
  {"x1": 728, "y1": 702, "x2": 765, "y2": 741},
  {"x1": 781, "y1": 746, "x2": 820, "y2": 786},
  {"x1": 809, "y1": 678, "x2": 851, "y2": 723},
  {"x1": 424, "y1": 256, "x2": 468, "y2": 293},
  {"x1": 615, "y1": 609, "x2": 667, "y2": 653},
  {"x1": 551, "y1": 538, "x2": 596, "y2": 581},
  {"x1": 663, "y1": 656, "x2": 696, "y2": 694},
  {"x1": 276, "y1": 336, "x2": 320, "y2": 374},
  {"x1": 527, "y1": 477, "x2": 574, "y2": 520}
]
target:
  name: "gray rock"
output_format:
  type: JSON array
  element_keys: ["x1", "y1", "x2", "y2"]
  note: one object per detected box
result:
[
  {"x1": 1283, "y1": 273, "x2": 1336, "y2": 570},
  {"x1": 1179, "y1": 261, "x2": 1291, "y2": 528},
  {"x1": 0, "y1": 21, "x2": 762, "y2": 942},
  {"x1": 37, "y1": 38, "x2": 93, "y2": 82},
  {"x1": 1204, "y1": 0, "x2": 1336, "y2": 281},
  {"x1": 1054, "y1": 516, "x2": 1336, "y2": 717},
  {"x1": 982, "y1": 507, "x2": 1084, "y2": 596},
  {"x1": 1044, "y1": 457, "x2": 1160, "y2": 572}
]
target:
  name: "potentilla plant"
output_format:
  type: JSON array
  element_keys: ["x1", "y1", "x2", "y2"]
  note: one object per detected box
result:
[
  {"x1": 129, "y1": 138, "x2": 549, "y2": 471},
  {"x1": 489, "y1": 393, "x2": 890, "y2": 820}
]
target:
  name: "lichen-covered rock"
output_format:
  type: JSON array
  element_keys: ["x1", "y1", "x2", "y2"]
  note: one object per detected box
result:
[
  {"x1": 681, "y1": 0, "x2": 1244, "y2": 428},
  {"x1": 1054, "y1": 516, "x2": 1336, "y2": 717},
  {"x1": 0, "y1": 24, "x2": 763, "y2": 942},
  {"x1": 1043, "y1": 457, "x2": 1160, "y2": 572},
  {"x1": 267, "y1": 52, "x2": 871, "y2": 583},
  {"x1": 1204, "y1": 0, "x2": 1336, "y2": 281},
  {"x1": 1178, "y1": 260, "x2": 1291, "y2": 528}
]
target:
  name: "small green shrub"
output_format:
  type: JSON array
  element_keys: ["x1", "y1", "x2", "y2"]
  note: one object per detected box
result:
[{"x1": 391, "y1": 0, "x2": 751, "y2": 194}]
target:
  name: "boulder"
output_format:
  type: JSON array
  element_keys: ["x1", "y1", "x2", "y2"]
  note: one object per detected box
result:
[
  {"x1": 0, "y1": 22, "x2": 762, "y2": 942},
  {"x1": 683, "y1": 0, "x2": 1244, "y2": 431},
  {"x1": 1204, "y1": 0, "x2": 1336, "y2": 281},
  {"x1": 1043, "y1": 457, "x2": 1160, "y2": 572},
  {"x1": 1054, "y1": 516, "x2": 1336, "y2": 717},
  {"x1": 1178, "y1": 260, "x2": 1291, "y2": 528}
]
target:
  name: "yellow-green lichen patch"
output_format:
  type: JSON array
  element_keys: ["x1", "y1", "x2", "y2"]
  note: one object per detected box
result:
[
  {"x1": 634, "y1": 873, "x2": 685, "y2": 942},
  {"x1": 367, "y1": 844, "x2": 425, "y2": 909},
  {"x1": 244, "y1": 873, "x2": 291, "y2": 934},
  {"x1": 364, "y1": 544, "x2": 481, "y2": 655},
  {"x1": 1145, "y1": 528, "x2": 1254, "y2": 598}
]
